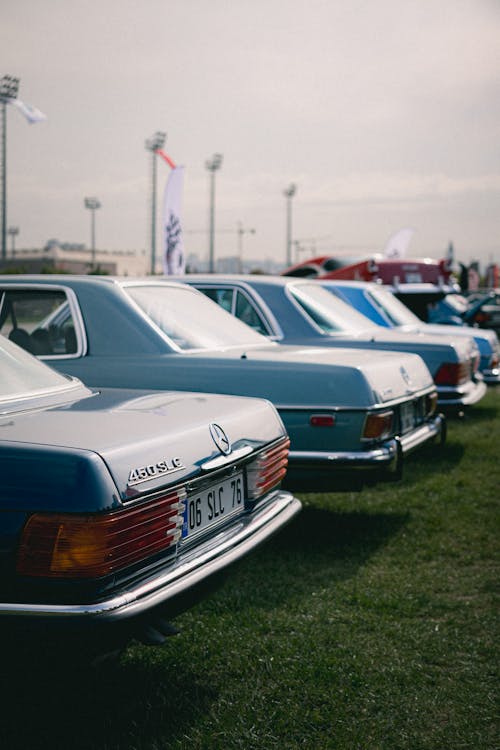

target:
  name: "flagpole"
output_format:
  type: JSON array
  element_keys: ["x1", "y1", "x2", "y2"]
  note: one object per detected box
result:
[{"x1": 0, "y1": 75, "x2": 20, "y2": 262}]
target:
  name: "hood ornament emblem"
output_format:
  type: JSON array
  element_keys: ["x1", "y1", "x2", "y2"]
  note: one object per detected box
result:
[{"x1": 209, "y1": 422, "x2": 231, "y2": 456}]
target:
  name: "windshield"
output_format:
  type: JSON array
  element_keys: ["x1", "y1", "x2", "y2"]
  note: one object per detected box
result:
[
  {"x1": 367, "y1": 287, "x2": 421, "y2": 326},
  {"x1": 125, "y1": 284, "x2": 270, "y2": 350},
  {"x1": 289, "y1": 283, "x2": 376, "y2": 334},
  {"x1": 0, "y1": 334, "x2": 76, "y2": 402}
]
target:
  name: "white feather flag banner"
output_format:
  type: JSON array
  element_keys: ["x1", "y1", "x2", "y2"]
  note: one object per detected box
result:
[
  {"x1": 383, "y1": 228, "x2": 414, "y2": 258},
  {"x1": 162, "y1": 166, "x2": 185, "y2": 275},
  {"x1": 10, "y1": 98, "x2": 47, "y2": 124}
]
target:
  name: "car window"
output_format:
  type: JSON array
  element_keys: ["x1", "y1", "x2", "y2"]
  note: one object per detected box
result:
[
  {"x1": 289, "y1": 283, "x2": 373, "y2": 334},
  {"x1": 124, "y1": 284, "x2": 270, "y2": 350},
  {"x1": 0, "y1": 289, "x2": 79, "y2": 356},
  {"x1": 234, "y1": 291, "x2": 269, "y2": 334},
  {"x1": 202, "y1": 288, "x2": 234, "y2": 313},
  {"x1": 0, "y1": 334, "x2": 76, "y2": 400}
]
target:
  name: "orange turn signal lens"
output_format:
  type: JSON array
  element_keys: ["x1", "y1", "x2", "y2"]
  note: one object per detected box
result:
[
  {"x1": 17, "y1": 489, "x2": 186, "y2": 579},
  {"x1": 362, "y1": 411, "x2": 394, "y2": 441}
]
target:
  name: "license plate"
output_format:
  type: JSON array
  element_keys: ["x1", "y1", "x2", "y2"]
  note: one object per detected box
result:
[
  {"x1": 400, "y1": 402, "x2": 415, "y2": 433},
  {"x1": 182, "y1": 473, "x2": 244, "y2": 540},
  {"x1": 405, "y1": 272, "x2": 422, "y2": 283}
]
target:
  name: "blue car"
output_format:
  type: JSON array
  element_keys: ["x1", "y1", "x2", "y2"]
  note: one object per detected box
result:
[
  {"x1": 324, "y1": 280, "x2": 500, "y2": 385},
  {"x1": 183, "y1": 274, "x2": 486, "y2": 411},
  {"x1": 0, "y1": 275, "x2": 444, "y2": 492}
]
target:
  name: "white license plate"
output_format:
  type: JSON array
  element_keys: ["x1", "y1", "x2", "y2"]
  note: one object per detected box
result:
[
  {"x1": 400, "y1": 402, "x2": 415, "y2": 433},
  {"x1": 182, "y1": 473, "x2": 244, "y2": 540},
  {"x1": 405, "y1": 272, "x2": 422, "y2": 283}
]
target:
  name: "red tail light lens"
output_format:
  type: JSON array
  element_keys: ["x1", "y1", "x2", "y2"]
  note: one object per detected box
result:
[
  {"x1": 310, "y1": 414, "x2": 336, "y2": 427},
  {"x1": 434, "y1": 361, "x2": 469, "y2": 386},
  {"x1": 362, "y1": 411, "x2": 394, "y2": 441},
  {"x1": 246, "y1": 438, "x2": 290, "y2": 500},
  {"x1": 17, "y1": 489, "x2": 186, "y2": 579}
]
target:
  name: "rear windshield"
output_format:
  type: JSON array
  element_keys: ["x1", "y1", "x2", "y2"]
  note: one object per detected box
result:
[
  {"x1": 124, "y1": 284, "x2": 271, "y2": 351},
  {"x1": 289, "y1": 283, "x2": 375, "y2": 334},
  {"x1": 0, "y1": 334, "x2": 77, "y2": 402}
]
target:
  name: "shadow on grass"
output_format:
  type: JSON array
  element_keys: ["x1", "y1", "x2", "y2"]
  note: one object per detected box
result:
[
  {"x1": 404, "y1": 439, "x2": 466, "y2": 478},
  {"x1": 0, "y1": 508, "x2": 408, "y2": 750},
  {"x1": 0, "y1": 651, "x2": 218, "y2": 750}
]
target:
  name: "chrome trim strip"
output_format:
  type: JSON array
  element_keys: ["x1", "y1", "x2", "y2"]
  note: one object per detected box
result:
[
  {"x1": 201, "y1": 445, "x2": 253, "y2": 471},
  {"x1": 0, "y1": 492, "x2": 301, "y2": 620}
]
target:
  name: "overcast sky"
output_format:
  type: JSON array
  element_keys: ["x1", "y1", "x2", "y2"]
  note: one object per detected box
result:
[{"x1": 3, "y1": 0, "x2": 500, "y2": 269}]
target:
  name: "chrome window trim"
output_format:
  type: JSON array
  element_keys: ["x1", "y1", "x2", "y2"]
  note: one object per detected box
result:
[{"x1": 0, "y1": 282, "x2": 88, "y2": 359}]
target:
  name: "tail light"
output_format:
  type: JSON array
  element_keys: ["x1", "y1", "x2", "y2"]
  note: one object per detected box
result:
[
  {"x1": 16, "y1": 489, "x2": 186, "y2": 579},
  {"x1": 490, "y1": 353, "x2": 499, "y2": 369},
  {"x1": 310, "y1": 414, "x2": 335, "y2": 427},
  {"x1": 362, "y1": 411, "x2": 394, "y2": 441},
  {"x1": 426, "y1": 392, "x2": 438, "y2": 416},
  {"x1": 474, "y1": 311, "x2": 491, "y2": 325},
  {"x1": 434, "y1": 361, "x2": 470, "y2": 386},
  {"x1": 246, "y1": 437, "x2": 290, "y2": 500}
]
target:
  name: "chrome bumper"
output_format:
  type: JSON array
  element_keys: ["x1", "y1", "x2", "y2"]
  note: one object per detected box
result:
[
  {"x1": 482, "y1": 367, "x2": 500, "y2": 385},
  {"x1": 437, "y1": 379, "x2": 487, "y2": 407},
  {"x1": 0, "y1": 492, "x2": 301, "y2": 621},
  {"x1": 288, "y1": 413, "x2": 445, "y2": 471}
]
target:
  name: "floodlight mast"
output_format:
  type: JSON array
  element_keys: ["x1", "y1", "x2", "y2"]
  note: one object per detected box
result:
[
  {"x1": 84, "y1": 197, "x2": 101, "y2": 267},
  {"x1": 237, "y1": 221, "x2": 256, "y2": 273},
  {"x1": 283, "y1": 183, "x2": 297, "y2": 268},
  {"x1": 205, "y1": 153, "x2": 223, "y2": 273},
  {"x1": 0, "y1": 75, "x2": 20, "y2": 262},
  {"x1": 8, "y1": 225, "x2": 19, "y2": 256},
  {"x1": 145, "y1": 131, "x2": 166, "y2": 274}
]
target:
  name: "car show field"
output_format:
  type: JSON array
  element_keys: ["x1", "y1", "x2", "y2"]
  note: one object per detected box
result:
[{"x1": 2, "y1": 387, "x2": 498, "y2": 750}]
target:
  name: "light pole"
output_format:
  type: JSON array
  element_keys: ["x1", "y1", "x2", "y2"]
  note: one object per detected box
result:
[
  {"x1": 205, "y1": 153, "x2": 223, "y2": 273},
  {"x1": 145, "y1": 131, "x2": 166, "y2": 274},
  {"x1": 84, "y1": 197, "x2": 101, "y2": 267},
  {"x1": 283, "y1": 183, "x2": 296, "y2": 268},
  {"x1": 1, "y1": 75, "x2": 20, "y2": 262},
  {"x1": 237, "y1": 221, "x2": 255, "y2": 272},
  {"x1": 8, "y1": 225, "x2": 19, "y2": 256}
]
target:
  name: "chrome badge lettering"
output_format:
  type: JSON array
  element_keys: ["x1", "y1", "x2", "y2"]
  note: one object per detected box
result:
[{"x1": 128, "y1": 457, "x2": 185, "y2": 486}]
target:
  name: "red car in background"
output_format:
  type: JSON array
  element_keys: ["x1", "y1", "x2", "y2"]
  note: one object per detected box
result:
[{"x1": 282, "y1": 254, "x2": 455, "y2": 287}]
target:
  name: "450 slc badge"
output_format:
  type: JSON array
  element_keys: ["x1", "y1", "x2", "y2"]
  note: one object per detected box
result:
[{"x1": 128, "y1": 456, "x2": 185, "y2": 486}]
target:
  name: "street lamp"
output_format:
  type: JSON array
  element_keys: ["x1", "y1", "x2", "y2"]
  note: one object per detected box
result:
[
  {"x1": 283, "y1": 183, "x2": 297, "y2": 268},
  {"x1": 205, "y1": 153, "x2": 223, "y2": 273},
  {"x1": 8, "y1": 225, "x2": 19, "y2": 256},
  {"x1": 84, "y1": 197, "x2": 101, "y2": 267},
  {"x1": 145, "y1": 131, "x2": 166, "y2": 274},
  {"x1": 1, "y1": 74, "x2": 20, "y2": 262},
  {"x1": 237, "y1": 221, "x2": 255, "y2": 272}
]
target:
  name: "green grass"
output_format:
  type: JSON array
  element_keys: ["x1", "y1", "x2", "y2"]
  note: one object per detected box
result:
[{"x1": 2, "y1": 391, "x2": 499, "y2": 750}]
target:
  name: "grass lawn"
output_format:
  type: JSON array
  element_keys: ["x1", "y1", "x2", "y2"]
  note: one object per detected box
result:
[{"x1": 2, "y1": 390, "x2": 499, "y2": 750}]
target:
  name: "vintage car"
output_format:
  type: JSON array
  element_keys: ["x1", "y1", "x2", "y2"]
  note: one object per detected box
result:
[
  {"x1": 323, "y1": 281, "x2": 500, "y2": 385},
  {"x1": 0, "y1": 334, "x2": 301, "y2": 658},
  {"x1": 0, "y1": 276, "x2": 444, "y2": 491},
  {"x1": 466, "y1": 289, "x2": 500, "y2": 333},
  {"x1": 182, "y1": 274, "x2": 486, "y2": 411},
  {"x1": 281, "y1": 254, "x2": 455, "y2": 287}
]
